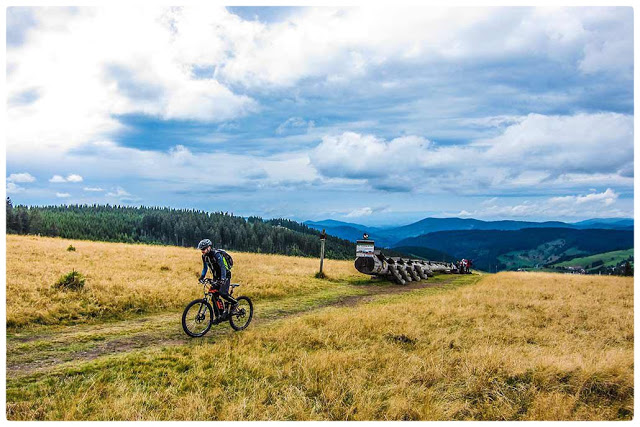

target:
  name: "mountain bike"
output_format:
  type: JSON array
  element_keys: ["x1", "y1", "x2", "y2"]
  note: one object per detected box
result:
[{"x1": 182, "y1": 278, "x2": 253, "y2": 337}]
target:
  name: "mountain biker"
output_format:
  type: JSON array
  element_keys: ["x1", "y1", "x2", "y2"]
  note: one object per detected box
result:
[{"x1": 197, "y1": 239, "x2": 238, "y2": 317}]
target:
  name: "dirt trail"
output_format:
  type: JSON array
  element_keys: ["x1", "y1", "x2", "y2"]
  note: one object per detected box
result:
[{"x1": 6, "y1": 275, "x2": 468, "y2": 379}]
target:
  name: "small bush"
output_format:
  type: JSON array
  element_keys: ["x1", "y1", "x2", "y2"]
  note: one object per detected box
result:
[
  {"x1": 160, "y1": 266, "x2": 171, "y2": 271},
  {"x1": 54, "y1": 269, "x2": 85, "y2": 291},
  {"x1": 315, "y1": 271, "x2": 327, "y2": 279},
  {"x1": 67, "y1": 245, "x2": 76, "y2": 252}
]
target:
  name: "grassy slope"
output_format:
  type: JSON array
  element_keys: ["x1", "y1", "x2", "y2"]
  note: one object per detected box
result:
[
  {"x1": 6, "y1": 236, "x2": 634, "y2": 420},
  {"x1": 6, "y1": 235, "x2": 369, "y2": 329},
  {"x1": 498, "y1": 243, "x2": 586, "y2": 270},
  {"x1": 551, "y1": 249, "x2": 634, "y2": 269}
]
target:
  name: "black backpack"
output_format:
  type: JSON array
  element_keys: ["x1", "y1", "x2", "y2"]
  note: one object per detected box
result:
[{"x1": 215, "y1": 249, "x2": 234, "y2": 271}]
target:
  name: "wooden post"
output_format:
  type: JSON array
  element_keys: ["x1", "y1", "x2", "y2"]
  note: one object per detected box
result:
[{"x1": 319, "y1": 229, "x2": 327, "y2": 276}]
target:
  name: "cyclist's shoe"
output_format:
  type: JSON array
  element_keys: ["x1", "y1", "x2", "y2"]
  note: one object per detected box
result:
[{"x1": 230, "y1": 302, "x2": 239, "y2": 314}]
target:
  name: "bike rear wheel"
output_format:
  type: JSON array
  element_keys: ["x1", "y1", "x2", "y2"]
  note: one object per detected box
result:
[
  {"x1": 229, "y1": 296, "x2": 253, "y2": 331},
  {"x1": 182, "y1": 299, "x2": 214, "y2": 337}
]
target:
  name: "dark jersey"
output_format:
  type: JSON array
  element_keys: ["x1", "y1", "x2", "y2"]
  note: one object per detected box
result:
[{"x1": 200, "y1": 250, "x2": 228, "y2": 281}]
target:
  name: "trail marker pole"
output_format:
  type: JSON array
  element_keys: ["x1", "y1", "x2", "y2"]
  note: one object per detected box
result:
[{"x1": 319, "y1": 229, "x2": 327, "y2": 276}]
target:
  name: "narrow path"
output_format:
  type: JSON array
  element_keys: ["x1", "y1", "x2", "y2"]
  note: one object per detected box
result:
[{"x1": 6, "y1": 275, "x2": 471, "y2": 379}]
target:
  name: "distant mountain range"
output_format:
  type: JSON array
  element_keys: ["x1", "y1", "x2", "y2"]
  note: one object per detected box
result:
[
  {"x1": 395, "y1": 228, "x2": 633, "y2": 272},
  {"x1": 305, "y1": 217, "x2": 634, "y2": 247},
  {"x1": 305, "y1": 216, "x2": 634, "y2": 272}
]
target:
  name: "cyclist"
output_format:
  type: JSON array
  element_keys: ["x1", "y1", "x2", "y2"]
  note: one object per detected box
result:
[{"x1": 197, "y1": 239, "x2": 238, "y2": 317}]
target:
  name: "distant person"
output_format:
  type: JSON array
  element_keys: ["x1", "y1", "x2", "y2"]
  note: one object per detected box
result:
[{"x1": 197, "y1": 239, "x2": 237, "y2": 316}]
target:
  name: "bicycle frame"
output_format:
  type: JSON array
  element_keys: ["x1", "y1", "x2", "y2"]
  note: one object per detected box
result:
[{"x1": 202, "y1": 284, "x2": 225, "y2": 319}]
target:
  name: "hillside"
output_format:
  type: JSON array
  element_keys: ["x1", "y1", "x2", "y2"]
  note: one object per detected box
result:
[
  {"x1": 572, "y1": 218, "x2": 634, "y2": 228},
  {"x1": 6, "y1": 201, "x2": 356, "y2": 260},
  {"x1": 550, "y1": 249, "x2": 634, "y2": 273},
  {"x1": 392, "y1": 246, "x2": 457, "y2": 263},
  {"x1": 395, "y1": 228, "x2": 634, "y2": 272},
  {"x1": 306, "y1": 216, "x2": 634, "y2": 247},
  {"x1": 305, "y1": 220, "x2": 395, "y2": 247},
  {"x1": 5, "y1": 236, "x2": 633, "y2": 420},
  {"x1": 386, "y1": 217, "x2": 572, "y2": 243}
]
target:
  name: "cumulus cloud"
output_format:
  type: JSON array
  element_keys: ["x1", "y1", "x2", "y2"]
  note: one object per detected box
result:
[
  {"x1": 218, "y1": 7, "x2": 632, "y2": 87},
  {"x1": 464, "y1": 189, "x2": 624, "y2": 219},
  {"x1": 310, "y1": 112, "x2": 633, "y2": 194},
  {"x1": 49, "y1": 175, "x2": 66, "y2": 183},
  {"x1": 56, "y1": 192, "x2": 71, "y2": 198},
  {"x1": 49, "y1": 174, "x2": 84, "y2": 183},
  {"x1": 7, "y1": 172, "x2": 35, "y2": 183},
  {"x1": 83, "y1": 187, "x2": 104, "y2": 192},
  {"x1": 6, "y1": 7, "x2": 258, "y2": 157},
  {"x1": 311, "y1": 132, "x2": 432, "y2": 180},
  {"x1": 478, "y1": 113, "x2": 633, "y2": 175},
  {"x1": 345, "y1": 205, "x2": 390, "y2": 218},
  {"x1": 7, "y1": 182, "x2": 25, "y2": 194},
  {"x1": 549, "y1": 188, "x2": 618, "y2": 207},
  {"x1": 66, "y1": 174, "x2": 83, "y2": 182},
  {"x1": 106, "y1": 187, "x2": 131, "y2": 198},
  {"x1": 7, "y1": 7, "x2": 632, "y2": 158}
]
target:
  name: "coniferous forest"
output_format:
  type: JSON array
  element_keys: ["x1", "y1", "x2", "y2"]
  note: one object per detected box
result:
[{"x1": 5, "y1": 198, "x2": 356, "y2": 260}]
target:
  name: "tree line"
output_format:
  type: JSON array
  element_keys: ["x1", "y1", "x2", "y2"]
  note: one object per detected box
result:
[{"x1": 6, "y1": 198, "x2": 356, "y2": 260}]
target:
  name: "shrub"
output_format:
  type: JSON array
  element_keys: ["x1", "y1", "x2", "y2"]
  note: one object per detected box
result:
[
  {"x1": 54, "y1": 269, "x2": 85, "y2": 291},
  {"x1": 67, "y1": 245, "x2": 76, "y2": 252},
  {"x1": 160, "y1": 266, "x2": 171, "y2": 271},
  {"x1": 315, "y1": 271, "x2": 327, "y2": 279}
]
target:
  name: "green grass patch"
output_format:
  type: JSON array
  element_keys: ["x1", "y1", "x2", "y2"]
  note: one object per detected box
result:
[{"x1": 551, "y1": 249, "x2": 634, "y2": 269}]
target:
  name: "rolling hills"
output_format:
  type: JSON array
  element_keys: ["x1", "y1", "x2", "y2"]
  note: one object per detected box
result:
[
  {"x1": 305, "y1": 216, "x2": 634, "y2": 248},
  {"x1": 395, "y1": 228, "x2": 634, "y2": 272},
  {"x1": 549, "y1": 249, "x2": 634, "y2": 273}
]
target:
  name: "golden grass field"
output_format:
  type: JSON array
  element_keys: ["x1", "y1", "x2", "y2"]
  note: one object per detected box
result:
[
  {"x1": 5, "y1": 235, "x2": 634, "y2": 420},
  {"x1": 6, "y1": 235, "x2": 365, "y2": 328}
]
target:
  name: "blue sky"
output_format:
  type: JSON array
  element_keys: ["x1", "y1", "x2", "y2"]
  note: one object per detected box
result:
[{"x1": 5, "y1": 6, "x2": 634, "y2": 226}]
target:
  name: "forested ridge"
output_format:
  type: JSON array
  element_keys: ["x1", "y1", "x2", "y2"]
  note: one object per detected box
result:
[{"x1": 5, "y1": 198, "x2": 356, "y2": 260}]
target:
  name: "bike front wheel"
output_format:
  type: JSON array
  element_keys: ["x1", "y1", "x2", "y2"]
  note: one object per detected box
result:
[
  {"x1": 182, "y1": 299, "x2": 214, "y2": 337},
  {"x1": 229, "y1": 296, "x2": 253, "y2": 331}
]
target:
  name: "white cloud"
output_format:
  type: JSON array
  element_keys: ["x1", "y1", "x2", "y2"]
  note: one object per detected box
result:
[
  {"x1": 466, "y1": 189, "x2": 624, "y2": 219},
  {"x1": 106, "y1": 187, "x2": 131, "y2": 198},
  {"x1": 346, "y1": 207, "x2": 374, "y2": 218},
  {"x1": 216, "y1": 7, "x2": 631, "y2": 87},
  {"x1": 49, "y1": 173, "x2": 84, "y2": 183},
  {"x1": 83, "y1": 187, "x2": 104, "y2": 192},
  {"x1": 7, "y1": 182, "x2": 24, "y2": 194},
  {"x1": 7, "y1": 7, "x2": 258, "y2": 157},
  {"x1": 311, "y1": 132, "x2": 431, "y2": 180},
  {"x1": 4, "y1": 7, "x2": 632, "y2": 212},
  {"x1": 49, "y1": 175, "x2": 66, "y2": 183},
  {"x1": 56, "y1": 192, "x2": 71, "y2": 198},
  {"x1": 7, "y1": 172, "x2": 36, "y2": 183},
  {"x1": 310, "y1": 112, "x2": 633, "y2": 194},
  {"x1": 275, "y1": 117, "x2": 314, "y2": 135},
  {"x1": 345, "y1": 205, "x2": 390, "y2": 218},
  {"x1": 549, "y1": 188, "x2": 618, "y2": 207},
  {"x1": 478, "y1": 113, "x2": 633, "y2": 175},
  {"x1": 7, "y1": 7, "x2": 632, "y2": 159},
  {"x1": 66, "y1": 174, "x2": 83, "y2": 182}
]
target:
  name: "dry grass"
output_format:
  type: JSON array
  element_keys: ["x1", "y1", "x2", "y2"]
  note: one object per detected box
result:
[
  {"x1": 6, "y1": 235, "x2": 362, "y2": 328},
  {"x1": 6, "y1": 268, "x2": 633, "y2": 420}
]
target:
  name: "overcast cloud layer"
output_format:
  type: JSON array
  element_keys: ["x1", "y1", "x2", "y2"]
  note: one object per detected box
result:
[{"x1": 6, "y1": 6, "x2": 633, "y2": 225}]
